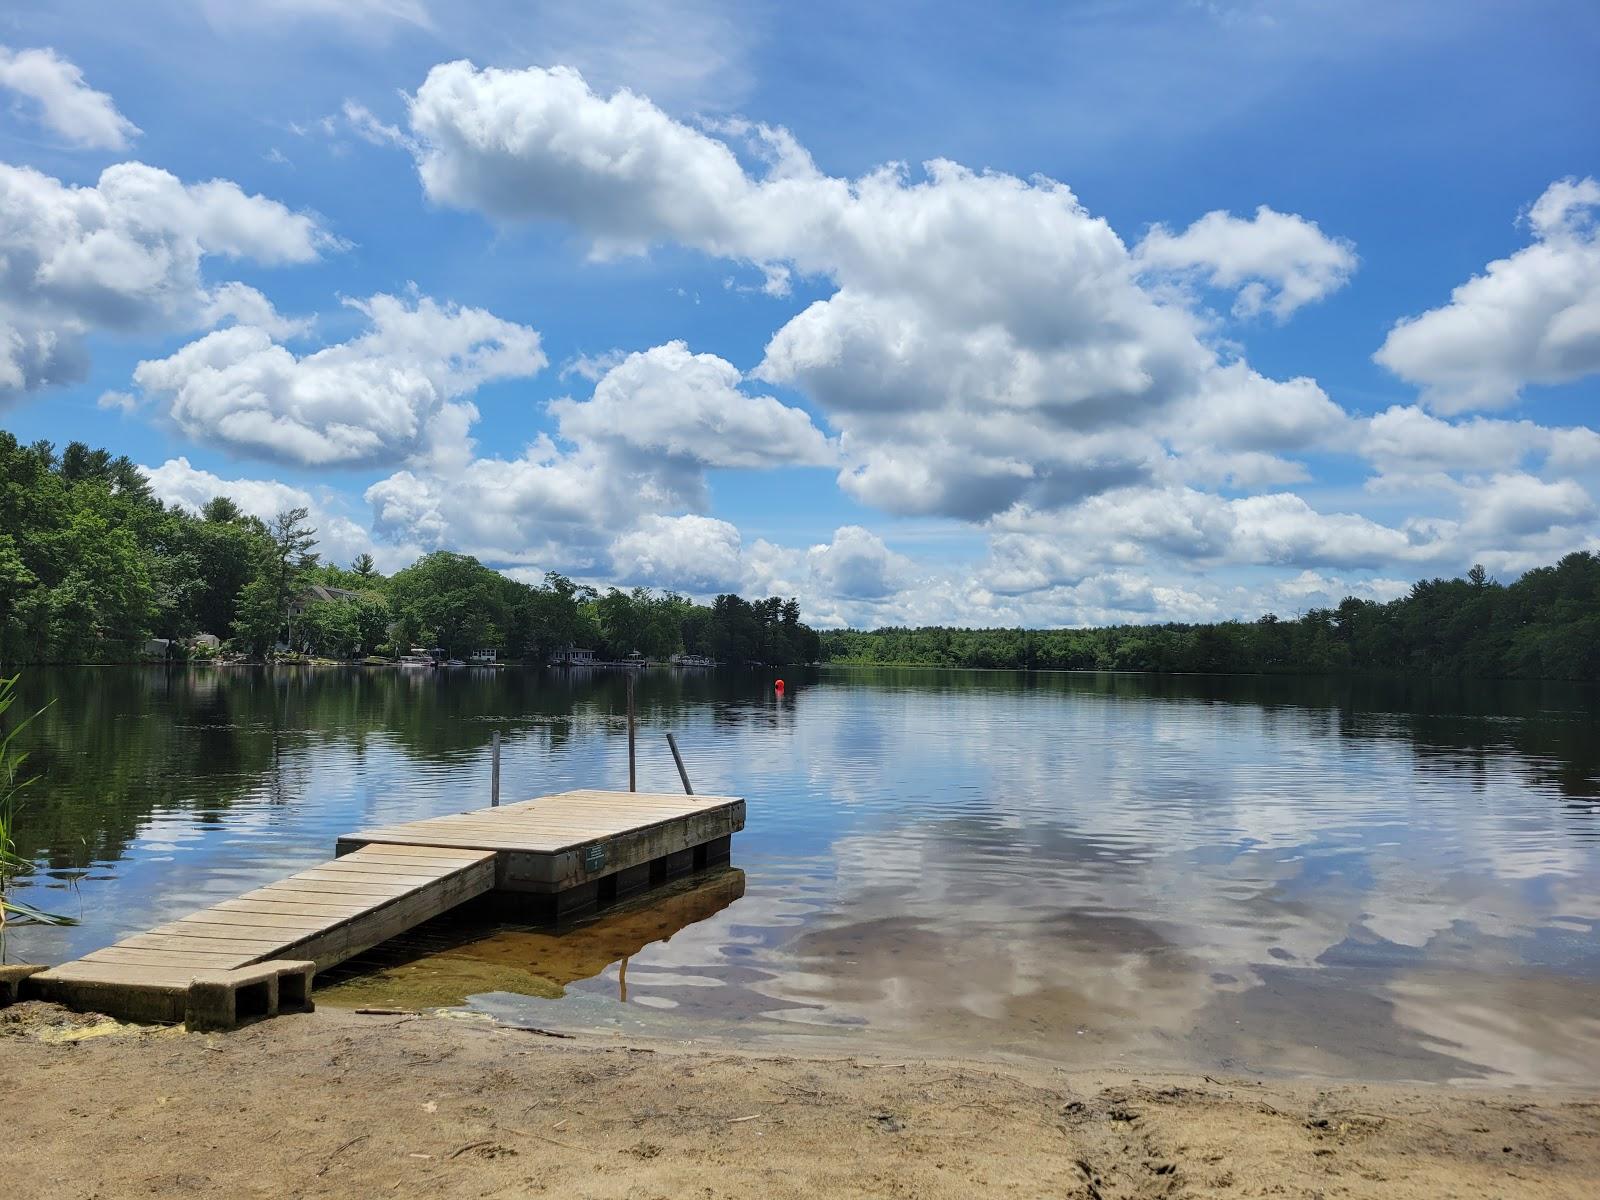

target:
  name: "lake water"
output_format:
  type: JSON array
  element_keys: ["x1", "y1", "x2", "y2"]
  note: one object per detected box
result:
[{"x1": 6, "y1": 665, "x2": 1599, "y2": 1085}]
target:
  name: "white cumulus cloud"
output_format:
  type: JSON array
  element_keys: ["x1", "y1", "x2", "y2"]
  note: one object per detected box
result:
[
  {"x1": 1135, "y1": 204, "x2": 1357, "y2": 320},
  {"x1": 990, "y1": 486, "x2": 1439, "y2": 578},
  {"x1": 1376, "y1": 176, "x2": 1600, "y2": 411},
  {"x1": 0, "y1": 45, "x2": 140, "y2": 150},
  {"x1": 1462, "y1": 472, "x2": 1595, "y2": 539},
  {"x1": 197, "y1": 281, "x2": 313, "y2": 341},
  {"x1": 131, "y1": 293, "x2": 545, "y2": 467},
  {"x1": 610, "y1": 514, "x2": 746, "y2": 593},
  {"x1": 550, "y1": 340, "x2": 834, "y2": 474},
  {"x1": 407, "y1": 61, "x2": 767, "y2": 255},
  {"x1": 1226, "y1": 492, "x2": 1423, "y2": 568},
  {"x1": 364, "y1": 337, "x2": 833, "y2": 566},
  {"x1": 805, "y1": 525, "x2": 910, "y2": 601},
  {"x1": 1359, "y1": 404, "x2": 1600, "y2": 484},
  {"x1": 365, "y1": 440, "x2": 617, "y2": 569},
  {"x1": 400, "y1": 61, "x2": 1356, "y2": 522},
  {"x1": 0, "y1": 160, "x2": 334, "y2": 405}
]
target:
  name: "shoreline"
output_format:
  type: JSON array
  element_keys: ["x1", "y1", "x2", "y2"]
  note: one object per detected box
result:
[{"x1": 5, "y1": 1001, "x2": 1595, "y2": 1198}]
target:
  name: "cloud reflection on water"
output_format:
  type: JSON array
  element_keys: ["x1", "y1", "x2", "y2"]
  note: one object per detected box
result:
[{"x1": 8, "y1": 665, "x2": 1598, "y2": 1083}]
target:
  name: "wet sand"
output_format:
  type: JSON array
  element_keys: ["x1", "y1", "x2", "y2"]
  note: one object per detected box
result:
[{"x1": 4, "y1": 1001, "x2": 1595, "y2": 1198}]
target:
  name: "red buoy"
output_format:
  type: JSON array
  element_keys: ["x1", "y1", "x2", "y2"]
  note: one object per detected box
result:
[{"x1": 774, "y1": 678, "x2": 785, "y2": 693}]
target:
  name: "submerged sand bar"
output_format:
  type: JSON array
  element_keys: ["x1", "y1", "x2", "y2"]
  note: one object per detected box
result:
[{"x1": 23, "y1": 789, "x2": 744, "y2": 1029}]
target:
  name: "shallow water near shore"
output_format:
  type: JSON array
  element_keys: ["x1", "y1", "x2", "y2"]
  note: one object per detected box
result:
[{"x1": 7, "y1": 665, "x2": 1599, "y2": 1084}]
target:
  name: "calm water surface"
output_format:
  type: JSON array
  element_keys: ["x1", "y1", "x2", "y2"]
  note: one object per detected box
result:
[{"x1": 7, "y1": 666, "x2": 1599, "y2": 1085}]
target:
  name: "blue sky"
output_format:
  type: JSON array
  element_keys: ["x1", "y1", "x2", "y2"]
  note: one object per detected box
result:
[{"x1": 1, "y1": 0, "x2": 1597, "y2": 626}]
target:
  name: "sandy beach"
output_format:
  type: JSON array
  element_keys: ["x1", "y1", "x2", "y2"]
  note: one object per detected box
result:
[{"x1": 3, "y1": 1001, "x2": 1595, "y2": 1199}]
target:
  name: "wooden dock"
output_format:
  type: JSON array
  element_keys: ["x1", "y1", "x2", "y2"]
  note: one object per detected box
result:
[
  {"x1": 21, "y1": 788, "x2": 744, "y2": 1029},
  {"x1": 341, "y1": 789, "x2": 744, "y2": 914}
]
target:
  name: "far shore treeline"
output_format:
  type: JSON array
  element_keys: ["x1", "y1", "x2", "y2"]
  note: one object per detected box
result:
[
  {"x1": 824, "y1": 554, "x2": 1600, "y2": 680},
  {"x1": 0, "y1": 433, "x2": 820, "y2": 667},
  {"x1": 4, "y1": 432, "x2": 1598, "y2": 679}
]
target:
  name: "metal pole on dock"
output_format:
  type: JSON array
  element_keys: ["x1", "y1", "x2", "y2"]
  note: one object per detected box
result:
[
  {"x1": 491, "y1": 730, "x2": 501, "y2": 807},
  {"x1": 666, "y1": 732, "x2": 694, "y2": 795},
  {"x1": 626, "y1": 674, "x2": 637, "y2": 792}
]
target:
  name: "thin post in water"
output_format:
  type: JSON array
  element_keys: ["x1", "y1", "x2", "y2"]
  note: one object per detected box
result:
[
  {"x1": 491, "y1": 730, "x2": 501, "y2": 807},
  {"x1": 626, "y1": 673, "x2": 637, "y2": 792},
  {"x1": 666, "y1": 732, "x2": 694, "y2": 795}
]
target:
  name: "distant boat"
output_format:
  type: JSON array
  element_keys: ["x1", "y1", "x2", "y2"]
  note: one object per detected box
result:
[
  {"x1": 398, "y1": 643, "x2": 444, "y2": 672},
  {"x1": 443, "y1": 658, "x2": 466, "y2": 668}
]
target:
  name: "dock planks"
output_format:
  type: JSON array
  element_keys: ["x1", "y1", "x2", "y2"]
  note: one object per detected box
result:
[
  {"x1": 339, "y1": 789, "x2": 745, "y2": 897},
  {"x1": 27, "y1": 844, "x2": 496, "y2": 1026},
  {"x1": 21, "y1": 788, "x2": 744, "y2": 1028},
  {"x1": 343, "y1": 789, "x2": 744, "y2": 853}
]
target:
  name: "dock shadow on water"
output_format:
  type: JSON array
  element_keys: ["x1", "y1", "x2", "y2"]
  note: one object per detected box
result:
[
  {"x1": 314, "y1": 868, "x2": 747, "y2": 1011},
  {"x1": 6, "y1": 665, "x2": 1600, "y2": 1085}
]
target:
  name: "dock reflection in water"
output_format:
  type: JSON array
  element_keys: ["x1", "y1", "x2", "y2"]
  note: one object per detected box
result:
[
  {"x1": 7, "y1": 665, "x2": 1599, "y2": 1086},
  {"x1": 316, "y1": 868, "x2": 747, "y2": 1010}
]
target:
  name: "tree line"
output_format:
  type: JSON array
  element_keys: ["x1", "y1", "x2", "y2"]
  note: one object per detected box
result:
[
  {"x1": 821, "y1": 555, "x2": 1600, "y2": 680},
  {"x1": 0, "y1": 432, "x2": 820, "y2": 667},
  {"x1": 7, "y1": 431, "x2": 1596, "y2": 678}
]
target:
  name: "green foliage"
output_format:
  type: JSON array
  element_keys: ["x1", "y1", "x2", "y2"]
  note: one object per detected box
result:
[
  {"x1": 352, "y1": 595, "x2": 393, "y2": 657},
  {"x1": 189, "y1": 508, "x2": 271, "y2": 637},
  {"x1": 507, "y1": 572, "x2": 593, "y2": 662},
  {"x1": 263, "y1": 507, "x2": 319, "y2": 649},
  {"x1": 0, "y1": 430, "x2": 818, "y2": 668},
  {"x1": 700, "y1": 593, "x2": 820, "y2": 665},
  {"x1": 0, "y1": 433, "x2": 170, "y2": 661},
  {"x1": 383, "y1": 556, "x2": 818, "y2": 665},
  {"x1": 231, "y1": 573, "x2": 282, "y2": 657},
  {"x1": 288, "y1": 591, "x2": 389, "y2": 659},
  {"x1": 295, "y1": 593, "x2": 359, "y2": 658},
  {"x1": 1, "y1": 431, "x2": 288, "y2": 661},
  {"x1": 387, "y1": 551, "x2": 517, "y2": 657},
  {"x1": 821, "y1": 555, "x2": 1600, "y2": 681}
]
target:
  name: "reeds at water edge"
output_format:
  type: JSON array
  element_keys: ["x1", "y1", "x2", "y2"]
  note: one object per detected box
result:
[{"x1": 0, "y1": 674, "x2": 76, "y2": 961}]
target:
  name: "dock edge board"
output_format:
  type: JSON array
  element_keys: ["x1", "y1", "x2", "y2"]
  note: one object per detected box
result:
[{"x1": 336, "y1": 796, "x2": 746, "y2": 895}]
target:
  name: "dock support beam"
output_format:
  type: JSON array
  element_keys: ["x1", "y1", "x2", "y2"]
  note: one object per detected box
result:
[
  {"x1": 491, "y1": 730, "x2": 501, "y2": 807},
  {"x1": 666, "y1": 732, "x2": 694, "y2": 795}
]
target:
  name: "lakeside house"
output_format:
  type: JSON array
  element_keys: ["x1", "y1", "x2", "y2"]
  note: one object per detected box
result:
[
  {"x1": 552, "y1": 646, "x2": 596, "y2": 665},
  {"x1": 468, "y1": 648, "x2": 499, "y2": 664},
  {"x1": 288, "y1": 584, "x2": 364, "y2": 619},
  {"x1": 275, "y1": 584, "x2": 367, "y2": 654}
]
